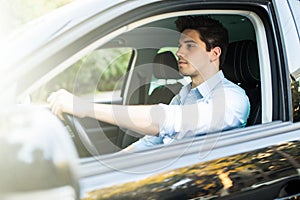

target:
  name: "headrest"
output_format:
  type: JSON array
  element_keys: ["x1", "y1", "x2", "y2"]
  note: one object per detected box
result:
[
  {"x1": 153, "y1": 51, "x2": 183, "y2": 79},
  {"x1": 223, "y1": 40, "x2": 260, "y2": 86}
]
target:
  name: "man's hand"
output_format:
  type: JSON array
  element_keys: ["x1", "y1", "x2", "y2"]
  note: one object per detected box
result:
[
  {"x1": 47, "y1": 89, "x2": 88, "y2": 120},
  {"x1": 47, "y1": 89, "x2": 160, "y2": 136}
]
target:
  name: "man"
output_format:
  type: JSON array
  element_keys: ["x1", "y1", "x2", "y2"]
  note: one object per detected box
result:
[{"x1": 48, "y1": 15, "x2": 250, "y2": 152}]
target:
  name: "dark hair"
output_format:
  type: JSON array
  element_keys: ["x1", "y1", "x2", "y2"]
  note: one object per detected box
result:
[{"x1": 175, "y1": 15, "x2": 229, "y2": 67}]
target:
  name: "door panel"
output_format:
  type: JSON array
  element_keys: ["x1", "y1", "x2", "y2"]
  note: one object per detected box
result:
[{"x1": 79, "y1": 122, "x2": 300, "y2": 199}]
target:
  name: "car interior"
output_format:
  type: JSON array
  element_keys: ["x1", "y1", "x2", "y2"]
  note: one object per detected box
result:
[
  {"x1": 108, "y1": 14, "x2": 261, "y2": 152},
  {"x1": 30, "y1": 13, "x2": 262, "y2": 157}
]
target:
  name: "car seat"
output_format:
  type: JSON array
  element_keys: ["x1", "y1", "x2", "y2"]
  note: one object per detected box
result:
[
  {"x1": 120, "y1": 51, "x2": 183, "y2": 148},
  {"x1": 223, "y1": 40, "x2": 261, "y2": 126},
  {"x1": 147, "y1": 51, "x2": 183, "y2": 104}
]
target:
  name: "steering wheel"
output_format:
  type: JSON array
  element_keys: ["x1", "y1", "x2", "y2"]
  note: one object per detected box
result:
[{"x1": 61, "y1": 113, "x2": 99, "y2": 158}]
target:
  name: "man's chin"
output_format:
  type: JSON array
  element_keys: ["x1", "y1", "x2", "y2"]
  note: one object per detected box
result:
[{"x1": 179, "y1": 68, "x2": 190, "y2": 76}]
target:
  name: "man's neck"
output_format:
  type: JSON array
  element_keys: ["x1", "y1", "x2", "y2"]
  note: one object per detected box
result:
[{"x1": 191, "y1": 68, "x2": 220, "y2": 89}]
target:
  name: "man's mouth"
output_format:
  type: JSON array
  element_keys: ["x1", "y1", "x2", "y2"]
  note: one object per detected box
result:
[{"x1": 178, "y1": 60, "x2": 188, "y2": 66}]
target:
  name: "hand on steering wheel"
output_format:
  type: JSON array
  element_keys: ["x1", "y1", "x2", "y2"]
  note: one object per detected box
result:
[
  {"x1": 47, "y1": 89, "x2": 89, "y2": 120},
  {"x1": 47, "y1": 89, "x2": 99, "y2": 158}
]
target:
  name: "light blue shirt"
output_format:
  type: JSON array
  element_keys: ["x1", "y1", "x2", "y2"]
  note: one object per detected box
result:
[{"x1": 132, "y1": 71, "x2": 250, "y2": 151}]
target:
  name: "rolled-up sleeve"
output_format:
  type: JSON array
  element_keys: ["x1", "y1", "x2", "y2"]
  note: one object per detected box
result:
[
  {"x1": 157, "y1": 104, "x2": 182, "y2": 135},
  {"x1": 157, "y1": 102, "x2": 215, "y2": 139}
]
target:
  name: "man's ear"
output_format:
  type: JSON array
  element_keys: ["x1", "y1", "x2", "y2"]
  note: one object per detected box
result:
[{"x1": 210, "y1": 46, "x2": 221, "y2": 62}]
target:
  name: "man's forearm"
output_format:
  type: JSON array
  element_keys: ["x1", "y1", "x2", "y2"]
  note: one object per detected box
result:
[{"x1": 87, "y1": 104, "x2": 160, "y2": 136}]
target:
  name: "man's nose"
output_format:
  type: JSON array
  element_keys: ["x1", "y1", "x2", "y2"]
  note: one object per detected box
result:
[{"x1": 176, "y1": 48, "x2": 182, "y2": 58}]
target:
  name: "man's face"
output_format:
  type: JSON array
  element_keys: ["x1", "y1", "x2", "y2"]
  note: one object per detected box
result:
[{"x1": 176, "y1": 29, "x2": 212, "y2": 77}]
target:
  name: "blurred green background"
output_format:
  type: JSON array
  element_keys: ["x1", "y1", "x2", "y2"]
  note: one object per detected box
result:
[{"x1": 0, "y1": 0, "x2": 73, "y2": 36}]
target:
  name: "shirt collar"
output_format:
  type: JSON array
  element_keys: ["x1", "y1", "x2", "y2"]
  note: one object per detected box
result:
[
  {"x1": 196, "y1": 70, "x2": 224, "y2": 97},
  {"x1": 179, "y1": 70, "x2": 224, "y2": 98}
]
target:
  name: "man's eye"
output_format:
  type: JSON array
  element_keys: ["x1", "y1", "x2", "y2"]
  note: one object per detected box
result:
[{"x1": 187, "y1": 44, "x2": 194, "y2": 49}]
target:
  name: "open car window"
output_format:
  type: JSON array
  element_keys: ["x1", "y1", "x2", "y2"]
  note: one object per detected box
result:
[{"x1": 113, "y1": 11, "x2": 272, "y2": 154}]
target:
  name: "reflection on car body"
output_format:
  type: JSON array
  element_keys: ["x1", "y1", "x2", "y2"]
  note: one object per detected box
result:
[{"x1": 83, "y1": 141, "x2": 300, "y2": 200}]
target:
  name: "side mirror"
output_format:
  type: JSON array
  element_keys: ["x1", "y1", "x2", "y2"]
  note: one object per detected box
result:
[{"x1": 0, "y1": 106, "x2": 80, "y2": 200}]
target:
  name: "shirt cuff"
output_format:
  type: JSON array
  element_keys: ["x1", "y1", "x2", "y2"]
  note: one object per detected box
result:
[{"x1": 132, "y1": 135, "x2": 163, "y2": 152}]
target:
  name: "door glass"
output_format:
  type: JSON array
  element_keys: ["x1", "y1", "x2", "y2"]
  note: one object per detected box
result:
[{"x1": 30, "y1": 48, "x2": 133, "y2": 104}]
